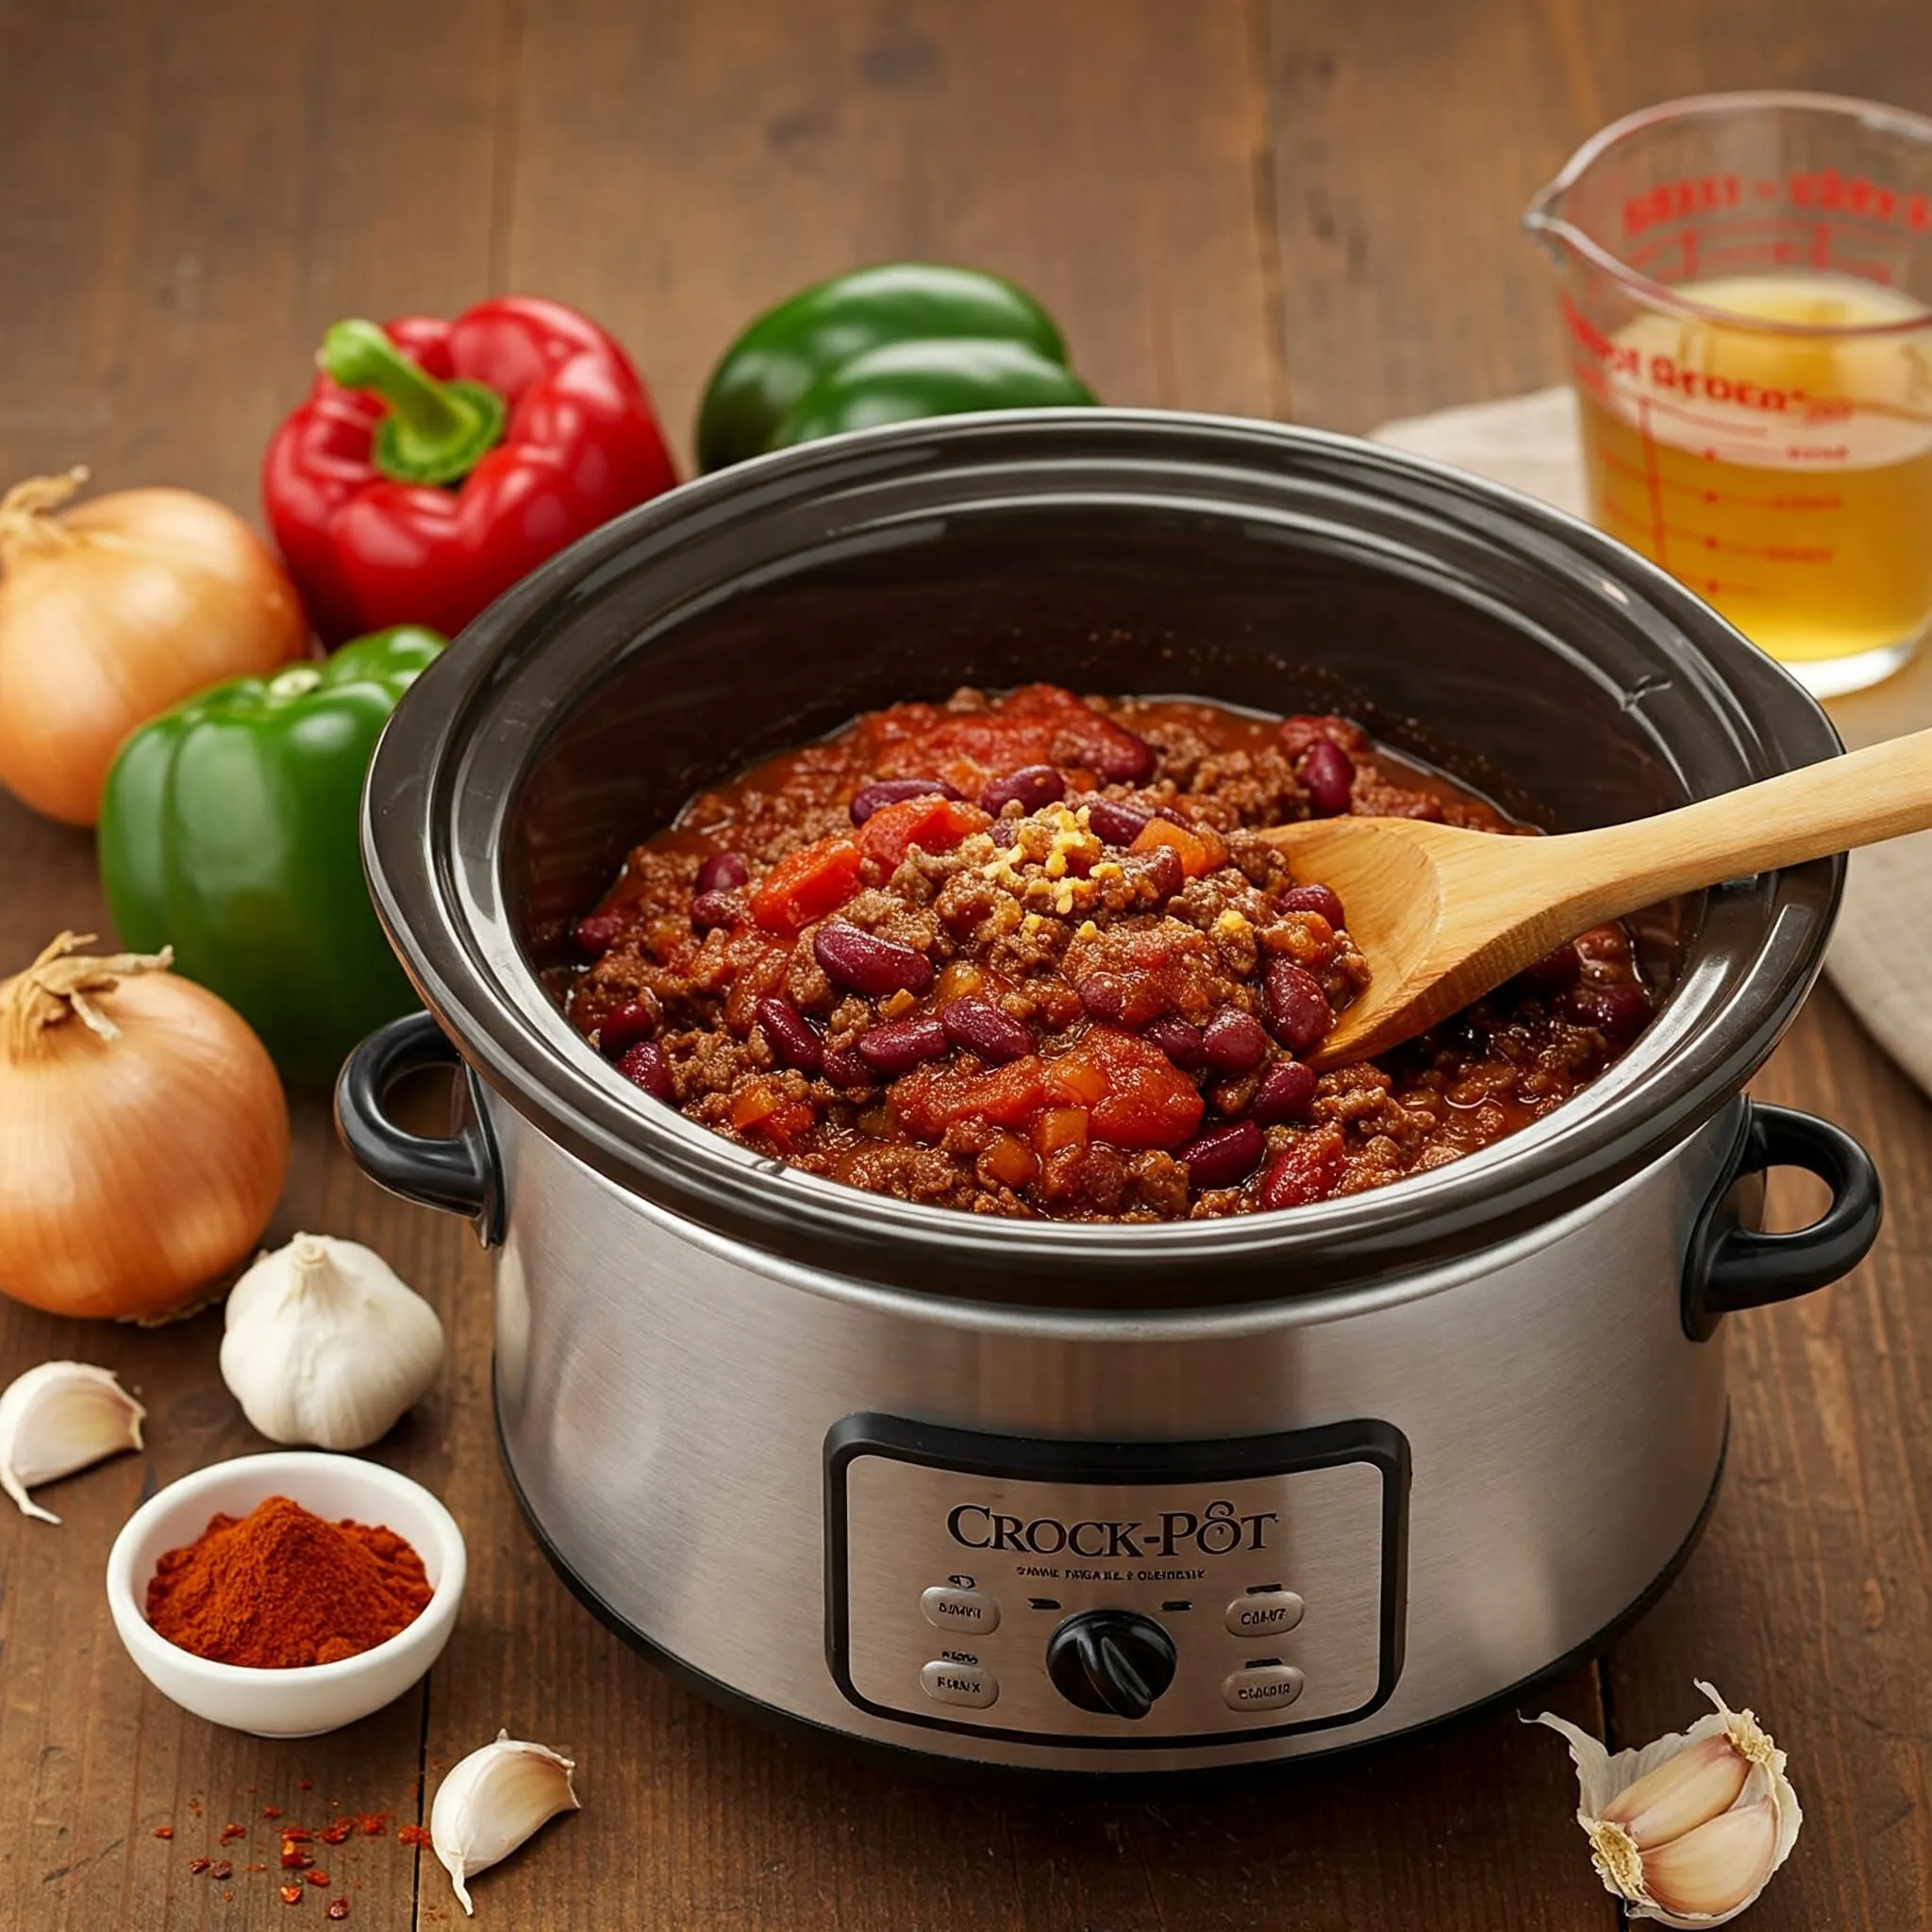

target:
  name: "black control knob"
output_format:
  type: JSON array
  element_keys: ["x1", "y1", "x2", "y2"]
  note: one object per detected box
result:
[{"x1": 1045, "y1": 1610, "x2": 1177, "y2": 1720}]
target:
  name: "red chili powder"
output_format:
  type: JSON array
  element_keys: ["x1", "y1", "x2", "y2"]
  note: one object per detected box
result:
[{"x1": 145, "y1": 1495, "x2": 432, "y2": 1669}]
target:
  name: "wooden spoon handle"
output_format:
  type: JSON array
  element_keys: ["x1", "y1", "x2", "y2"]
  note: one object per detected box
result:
[{"x1": 1550, "y1": 725, "x2": 1932, "y2": 928}]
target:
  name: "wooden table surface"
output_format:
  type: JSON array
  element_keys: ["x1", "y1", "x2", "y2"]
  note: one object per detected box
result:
[{"x1": 4, "y1": 3, "x2": 1930, "y2": 1927}]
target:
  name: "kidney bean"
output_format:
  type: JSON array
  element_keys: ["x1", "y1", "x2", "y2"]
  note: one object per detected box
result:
[
  {"x1": 1277, "y1": 882, "x2": 1345, "y2": 928},
  {"x1": 696, "y1": 851, "x2": 748, "y2": 894},
  {"x1": 1250, "y1": 1059, "x2": 1318, "y2": 1124},
  {"x1": 979, "y1": 764, "x2": 1066, "y2": 816},
  {"x1": 857, "y1": 1015, "x2": 950, "y2": 1075},
  {"x1": 617, "y1": 1040, "x2": 674, "y2": 1103},
  {"x1": 849, "y1": 776, "x2": 962, "y2": 825},
  {"x1": 574, "y1": 910, "x2": 627, "y2": 958},
  {"x1": 1263, "y1": 959, "x2": 1332, "y2": 1052},
  {"x1": 813, "y1": 921, "x2": 936, "y2": 997},
  {"x1": 1515, "y1": 941, "x2": 1584, "y2": 995},
  {"x1": 822, "y1": 1046, "x2": 874, "y2": 1086},
  {"x1": 1079, "y1": 794, "x2": 1154, "y2": 845},
  {"x1": 1178, "y1": 1119, "x2": 1264, "y2": 1191},
  {"x1": 1298, "y1": 740, "x2": 1356, "y2": 817},
  {"x1": 1131, "y1": 844, "x2": 1186, "y2": 905},
  {"x1": 1201, "y1": 1008, "x2": 1269, "y2": 1074},
  {"x1": 1260, "y1": 1139, "x2": 1342, "y2": 1210},
  {"x1": 1567, "y1": 983, "x2": 1651, "y2": 1044},
  {"x1": 691, "y1": 890, "x2": 740, "y2": 930},
  {"x1": 1143, "y1": 1016, "x2": 1206, "y2": 1069},
  {"x1": 756, "y1": 995, "x2": 824, "y2": 1073},
  {"x1": 1089, "y1": 729, "x2": 1155, "y2": 784},
  {"x1": 1075, "y1": 974, "x2": 1128, "y2": 1021},
  {"x1": 598, "y1": 1001, "x2": 658, "y2": 1056},
  {"x1": 941, "y1": 997, "x2": 1033, "y2": 1063}
]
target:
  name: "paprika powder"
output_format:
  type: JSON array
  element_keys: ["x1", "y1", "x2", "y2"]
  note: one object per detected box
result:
[{"x1": 146, "y1": 1494, "x2": 431, "y2": 1668}]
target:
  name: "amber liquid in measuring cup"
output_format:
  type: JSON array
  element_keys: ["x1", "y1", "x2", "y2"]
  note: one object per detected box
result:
[{"x1": 1577, "y1": 272, "x2": 1932, "y2": 669}]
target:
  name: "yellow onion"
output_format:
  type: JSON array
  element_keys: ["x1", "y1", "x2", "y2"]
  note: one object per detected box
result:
[
  {"x1": 0, "y1": 933, "x2": 289, "y2": 1321},
  {"x1": 0, "y1": 469, "x2": 308, "y2": 824}
]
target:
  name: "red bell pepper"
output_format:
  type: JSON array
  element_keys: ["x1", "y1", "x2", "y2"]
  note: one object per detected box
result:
[{"x1": 263, "y1": 298, "x2": 678, "y2": 643}]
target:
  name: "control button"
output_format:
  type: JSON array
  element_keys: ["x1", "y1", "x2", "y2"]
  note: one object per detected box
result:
[
  {"x1": 1045, "y1": 1610, "x2": 1177, "y2": 1720},
  {"x1": 1223, "y1": 1663, "x2": 1305, "y2": 1713},
  {"x1": 920, "y1": 1659, "x2": 999, "y2": 1708},
  {"x1": 922, "y1": 1585, "x2": 1001, "y2": 1636},
  {"x1": 1225, "y1": 1590, "x2": 1304, "y2": 1640}
]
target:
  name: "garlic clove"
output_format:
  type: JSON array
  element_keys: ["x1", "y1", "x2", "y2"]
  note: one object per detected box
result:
[
  {"x1": 219, "y1": 1232, "x2": 443, "y2": 1451},
  {"x1": 1599, "y1": 1732, "x2": 1753, "y2": 1849},
  {"x1": 429, "y1": 1729, "x2": 579, "y2": 1915},
  {"x1": 1537, "y1": 1681, "x2": 1803, "y2": 1928},
  {"x1": 0, "y1": 1360, "x2": 145, "y2": 1524},
  {"x1": 1641, "y1": 1798, "x2": 1780, "y2": 1919}
]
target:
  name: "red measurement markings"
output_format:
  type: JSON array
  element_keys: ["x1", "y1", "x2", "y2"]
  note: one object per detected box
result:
[
  {"x1": 1592, "y1": 445, "x2": 1843, "y2": 511},
  {"x1": 1594, "y1": 496, "x2": 1832, "y2": 563},
  {"x1": 1637, "y1": 396, "x2": 1669, "y2": 567}
]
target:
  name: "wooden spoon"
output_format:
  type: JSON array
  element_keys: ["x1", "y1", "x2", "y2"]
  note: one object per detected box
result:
[{"x1": 1261, "y1": 729, "x2": 1932, "y2": 1070}]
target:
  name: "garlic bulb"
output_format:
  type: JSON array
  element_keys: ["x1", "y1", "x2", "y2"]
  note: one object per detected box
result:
[
  {"x1": 220, "y1": 1233, "x2": 443, "y2": 1450},
  {"x1": 0, "y1": 1360, "x2": 145, "y2": 1523},
  {"x1": 1537, "y1": 1680, "x2": 1802, "y2": 1925},
  {"x1": 430, "y1": 1730, "x2": 580, "y2": 1914}
]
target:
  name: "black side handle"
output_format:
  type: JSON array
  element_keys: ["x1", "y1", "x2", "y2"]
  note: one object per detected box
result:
[
  {"x1": 1684, "y1": 1100, "x2": 1881, "y2": 1341},
  {"x1": 336, "y1": 1010, "x2": 503, "y2": 1245}
]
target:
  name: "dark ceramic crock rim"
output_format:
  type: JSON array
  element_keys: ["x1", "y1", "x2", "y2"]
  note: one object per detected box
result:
[{"x1": 360, "y1": 408, "x2": 1843, "y2": 1303}]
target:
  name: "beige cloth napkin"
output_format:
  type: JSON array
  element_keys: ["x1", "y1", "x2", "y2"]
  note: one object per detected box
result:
[{"x1": 1372, "y1": 387, "x2": 1932, "y2": 1096}]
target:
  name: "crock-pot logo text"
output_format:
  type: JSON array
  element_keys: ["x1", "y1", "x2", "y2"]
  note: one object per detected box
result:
[{"x1": 946, "y1": 1498, "x2": 1275, "y2": 1559}]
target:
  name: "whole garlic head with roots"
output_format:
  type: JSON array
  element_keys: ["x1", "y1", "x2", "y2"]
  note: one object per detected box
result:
[
  {"x1": 220, "y1": 1233, "x2": 443, "y2": 1450},
  {"x1": 1537, "y1": 1680, "x2": 1802, "y2": 1925}
]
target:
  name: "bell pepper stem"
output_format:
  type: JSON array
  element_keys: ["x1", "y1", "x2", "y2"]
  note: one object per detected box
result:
[{"x1": 320, "y1": 319, "x2": 507, "y2": 487}]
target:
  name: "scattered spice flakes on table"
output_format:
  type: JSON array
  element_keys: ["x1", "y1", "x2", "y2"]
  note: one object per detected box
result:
[
  {"x1": 397, "y1": 1824, "x2": 432, "y2": 1849},
  {"x1": 307, "y1": 1870, "x2": 331, "y2": 1886},
  {"x1": 321, "y1": 1820, "x2": 354, "y2": 1845},
  {"x1": 189, "y1": 1857, "x2": 211, "y2": 1875},
  {"x1": 326, "y1": 1903, "x2": 351, "y2": 1922},
  {"x1": 152, "y1": 1825, "x2": 174, "y2": 1839},
  {"x1": 210, "y1": 1860, "x2": 233, "y2": 1881},
  {"x1": 221, "y1": 1822, "x2": 247, "y2": 1842},
  {"x1": 279, "y1": 1885, "x2": 304, "y2": 1906}
]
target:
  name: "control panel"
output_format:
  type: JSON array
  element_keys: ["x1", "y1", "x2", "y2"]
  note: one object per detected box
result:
[{"x1": 825, "y1": 1415, "x2": 1408, "y2": 1748}]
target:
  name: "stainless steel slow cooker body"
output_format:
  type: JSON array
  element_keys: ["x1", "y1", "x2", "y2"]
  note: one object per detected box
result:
[{"x1": 341, "y1": 412, "x2": 1879, "y2": 1774}]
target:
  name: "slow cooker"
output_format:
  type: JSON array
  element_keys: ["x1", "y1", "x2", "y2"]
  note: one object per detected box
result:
[{"x1": 337, "y1": 412, "x2": 1881, "y2": 1774}]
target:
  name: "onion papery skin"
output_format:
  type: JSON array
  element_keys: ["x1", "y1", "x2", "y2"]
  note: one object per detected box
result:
[
  {"x1": 0, "y1": 971, "x2": 289, "y2": 1320},
  {"x1": 0, "y1": 485, "x2": 308, "y2": 826}
]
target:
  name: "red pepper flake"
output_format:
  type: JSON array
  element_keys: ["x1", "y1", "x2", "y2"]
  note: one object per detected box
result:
[
  {"x1": 299, "y1": 1779, "x2": 313, "y2": 1791},
  {"x1": 282, "y1": 1845, "x2": 314, "y2": 1869},
  {"x1": 264, "y1": 1806, "x2": 284, "y2": 1819},
  {"x1": 326, "y1": 1904, "x2": 350, "y2": 1923},
  {"x1": 210, "y1": 1860, "x2": 233, "y2": 1881},
  {"x1": 189, "y1": 1857, "x2": 212, "y2": 1874},
  {"x1": 355, "y1": 1812, "x2": 390, "y2": 1837},
  {"x1": 307, "y1": 1870, "x2": 331, "y2": 1886},
  {"x1": 247, "y1": 1862, "x2": 269, "y2": 1872},
  {"x1": 221, "y1": 1823, "x2": 247, "y2": 1843},
  {"x1": 282, "y1": 1826, "x2": 314, "y2": 1842},
  {"x1": 320, "y1": 1821, "x2": 354, "y2": 1845},
  {"x1": 279, "y1": 1884, "x2": 304, "y2": 1905},
  {"x1": 152, "y1": 1825, "x2": 174, "y2": 1840}
]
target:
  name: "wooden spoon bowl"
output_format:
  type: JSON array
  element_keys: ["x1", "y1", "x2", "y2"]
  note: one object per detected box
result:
[{"x1": 1262, "y1": 727, "x2": 1932, "y2": 1069}]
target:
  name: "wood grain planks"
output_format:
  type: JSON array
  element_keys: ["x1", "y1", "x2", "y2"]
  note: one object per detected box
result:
[{"x1": 0, "y1": 0, "x2": 1927, "y2": 1926}]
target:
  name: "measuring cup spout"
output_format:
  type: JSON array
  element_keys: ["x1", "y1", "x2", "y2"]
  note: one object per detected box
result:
[{"x1": 1521, "y1": 174, "x2": 1573, "y2": 263}]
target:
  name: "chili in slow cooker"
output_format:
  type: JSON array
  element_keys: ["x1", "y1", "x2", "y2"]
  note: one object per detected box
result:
[{"x1": 566, "y1": 684, "x2": 1652, "y2": 1221}]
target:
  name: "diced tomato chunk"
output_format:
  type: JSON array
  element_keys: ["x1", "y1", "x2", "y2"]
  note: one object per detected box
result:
[
  {"x1": 730, "y1": 1082, "x2": 815, "y2": 1150},
  {"x1": 1130, "y1": 816, "x2": 1228, "y2": 880},
  {"x1": 1032, "y1": 1106, "x2": 1090, "y2": 1153},
  {"x1": 750, "y1": 837, "x2": 862, "y2": 936},
  {"x1": 980, "y1": 1131, "x2": 1041, "y2": 1189},
  {"x1": 1047, "y1": 1026, "x2": 1204, "y2": 1149},
  {"x1": 891, "y1": 1055, "x2": 1050, "y2": 1139},
  {"x1": 857, "y1": 795, "x2": 991, "y2": 870}
]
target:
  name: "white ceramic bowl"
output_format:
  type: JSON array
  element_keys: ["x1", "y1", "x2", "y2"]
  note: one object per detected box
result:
[{"x1": 106, "y1": 1450, "x2": 466, "y2": 1738}]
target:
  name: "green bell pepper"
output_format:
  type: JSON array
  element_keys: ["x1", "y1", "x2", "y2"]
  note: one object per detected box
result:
[
  {"x1": 696, "y1": 262, "x2": 1095, "y2": 471},
  {"x1": 98, "y1": 626, "x2": 444, "y2": 1088}
]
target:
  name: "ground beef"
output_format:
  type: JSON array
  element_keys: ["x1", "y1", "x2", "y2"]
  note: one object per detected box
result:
[{"x1": 566, "y1": 684, "x2": 1650, "y2": 1221}]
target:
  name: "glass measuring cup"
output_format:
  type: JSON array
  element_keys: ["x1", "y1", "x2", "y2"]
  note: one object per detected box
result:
[{"x1": 1526, "y1": 92, "x2": 1932, "y2": 696}]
